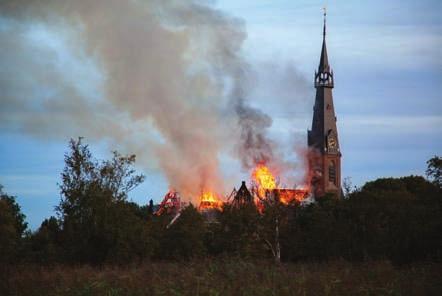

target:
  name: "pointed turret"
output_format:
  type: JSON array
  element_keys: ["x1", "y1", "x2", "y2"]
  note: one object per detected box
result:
[{"x1": 315, "y1": 9, "x2": 333, "y2": 88}]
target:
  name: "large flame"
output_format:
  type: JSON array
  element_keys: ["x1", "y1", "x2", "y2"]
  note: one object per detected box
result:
[
  {"x1": 198, "y1": 191, "x2": 223, "y2": 211},
  {"x1": 252, "y1": 164, "x2": 309, "y2": 205},
  {"x1": 252, "y1": 164, "x2": 277, "y2": 197}
]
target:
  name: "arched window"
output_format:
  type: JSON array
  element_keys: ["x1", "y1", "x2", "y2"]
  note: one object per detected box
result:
[{"x1": 329, "y1": 160, "x2": 336, "y2": 185}]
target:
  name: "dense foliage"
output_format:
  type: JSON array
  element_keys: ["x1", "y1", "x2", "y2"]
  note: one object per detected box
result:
[
  {"x1": 0, "y1": 185, "x2": 28, "y2": 265},
  {"x1": 284, "y1": 176, "x2": 441, "y2": 264},
  {"x1": 0, "y1": 139, "x2": 440, "y2": 269},
  {"x1": 427, "y1": 155, "x2": 442, "y2": 188}
]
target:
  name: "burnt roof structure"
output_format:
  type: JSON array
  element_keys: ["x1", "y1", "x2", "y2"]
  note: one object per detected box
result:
[
  {"x1": 154, "y1": 190, "x2": 181, "y2": 216},
  {"x1": 231, "y1": 181, "x2": 254, "y2": 208}
]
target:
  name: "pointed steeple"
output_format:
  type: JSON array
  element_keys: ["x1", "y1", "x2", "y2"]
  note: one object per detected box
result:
[
  {"x1": 314, "y1": 7, "x2": 333, "y2": 88},
  {"x1": 308, "y1": 8, "x2": 342, "y2": 198},
  {"x1": 318, "y1": 9, "x2": 329, "y2": 73}
]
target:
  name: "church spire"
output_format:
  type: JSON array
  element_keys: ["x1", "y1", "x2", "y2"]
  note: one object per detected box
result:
[
  {"x1": 323, "y1": 6, "x2": 327, "y2": 37},
  {"x1": 308, "y1": 7, "x2": 342, "y2": 198},
  {"x1": 319, "y1": 7, "x2": 329, "y2": 73},
  {"x1": 315, "y1": 7, "x2": 333, "y2": 88}
]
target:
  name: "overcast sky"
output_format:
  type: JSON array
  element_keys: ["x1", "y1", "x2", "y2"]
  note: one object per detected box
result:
[{"x1": 1, "y1": 0, "x2": 441, "y2": 229}]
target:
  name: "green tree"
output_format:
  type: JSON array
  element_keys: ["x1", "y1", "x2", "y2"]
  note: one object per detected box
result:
[
  {"x1": 426, "y1": 156, "x2": 442, "y2": 188},
  {"x1": 0, "y1": 185, "x2": 28, "y2": 265},
  {"x1": 286, "y1": 195, "x2": 348, "y2": 261},
  {"x1": 344, "y1": 176, "x2": 441, "y2": 263},
  {"x1": 104, "y1": 201, "x2": 154, "y2": 264},
  {"x1": 283, "y1": 174, "x2": 441, "y2": 264},
  {"x1": 257, "y1": 192, "x2": 292, "y2": 263},
  {"x1": 28, "y1": 217, "x2": 62, "y2": 264},
  {"x1": 57, "y1": 138, "x2": 147, "y2": 264},
  {"x1": 155, "y1": 204, "x2": 206, "y2": 259},
  {"x1": 216, "y1": 203, "x2": 264, "y2": 258}
]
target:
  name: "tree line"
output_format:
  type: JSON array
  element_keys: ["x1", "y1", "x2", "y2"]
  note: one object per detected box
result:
[{"x1": 1, "y1": 138, "x2": 441, "y2": 266}]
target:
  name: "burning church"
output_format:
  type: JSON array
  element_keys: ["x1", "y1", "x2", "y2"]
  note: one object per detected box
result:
[{"x1": 156, "y1": 11, "x2": 342, "y2": 219}]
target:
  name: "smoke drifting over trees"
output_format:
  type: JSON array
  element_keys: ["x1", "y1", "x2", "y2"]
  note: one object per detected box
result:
[
  {"x1": 235, "y1": 98, "x2": 275, "y2": 169},
  {"x1": 0, "y1": 0, "x2": 310, "y2": 200}
]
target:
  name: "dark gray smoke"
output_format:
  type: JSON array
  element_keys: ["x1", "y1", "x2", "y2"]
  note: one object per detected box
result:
[
  {"x1": 232, "y1": 61, "x2": 312, "y2": 176},
  {"x1": 235, "y1": 98, "x2": 275, "y2": 169}
]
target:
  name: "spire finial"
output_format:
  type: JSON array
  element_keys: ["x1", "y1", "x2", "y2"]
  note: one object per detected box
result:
[
  {"x1": 322, "y1": 5, "x2": 327, "y2": 38},
  {"x1": 317, "y1": 4, "x2": 330, "y2": 79}
]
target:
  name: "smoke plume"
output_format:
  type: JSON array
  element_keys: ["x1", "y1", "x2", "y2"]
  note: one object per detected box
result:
[
  {"x1": 235, "y1": 98, "x2": 275, "y2": 169},
  {"x1": 0, "y1": 0, "x2": 311, "y2": 200}
]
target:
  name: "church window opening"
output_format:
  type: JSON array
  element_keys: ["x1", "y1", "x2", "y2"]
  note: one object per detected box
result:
[{"x1": 329, "y1": 160, "x2": 336, "y2": 185}]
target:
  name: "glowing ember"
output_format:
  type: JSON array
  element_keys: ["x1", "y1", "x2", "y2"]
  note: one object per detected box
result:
[
  {"x1": 252, "y1": 164, "x2": 277, "y2": 197},
  {"x1": 198, "y1": 191, "x2": 223, "y2": 211},
  {"x1": 276, "y1": 189, "x2": 309, "y2": 204}
]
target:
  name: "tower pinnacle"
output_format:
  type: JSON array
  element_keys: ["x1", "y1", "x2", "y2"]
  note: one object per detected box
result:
[
  {"x1": 323, "y1": 6, "x2": 327, "y2": 38},
  {"x1": 318, "y1": 5, "x2": 330, "y2": 75}
]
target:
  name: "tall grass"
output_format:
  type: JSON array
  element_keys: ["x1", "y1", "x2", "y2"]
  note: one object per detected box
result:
[{"x1": 2, "y1": 259, "x2": 441, "y2": 295}]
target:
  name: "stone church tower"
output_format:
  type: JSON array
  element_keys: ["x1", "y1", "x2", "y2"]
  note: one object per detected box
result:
[{"x1": 307, "y1": 11, "x2": 342, "y2": 198}]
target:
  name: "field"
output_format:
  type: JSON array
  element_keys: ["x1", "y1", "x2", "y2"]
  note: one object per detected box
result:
[{"x1": 2, "y1": 260, "x2": 441, "y2": 296}]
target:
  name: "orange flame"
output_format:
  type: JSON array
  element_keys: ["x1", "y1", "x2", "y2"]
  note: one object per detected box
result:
[
  {"x1": 198, "y1": 191, "x2": 223, "y2": 211},
  {"x1": 252, "y1": 164, "x2": 277, "y2": 197},
  {"x1": 252, "y1": 164, "x2": 309, "y2": 205},
  {"x1": 277, "y1": 189, "x2": 309, "y2": 204}
]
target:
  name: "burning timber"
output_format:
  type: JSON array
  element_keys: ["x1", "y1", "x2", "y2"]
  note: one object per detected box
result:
[
  {"x1": 154, "y1": 190, "x2": 183, "y2": 216},
  {"x1": 228, "y1": 181, "x2": 254, "y2": 209},
  {"x1": 155, "y1": 187, "x2": 309, "y2": 227},
  {"x1": 155, "y1": 165, "x2": 309, "y2": 227}
]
